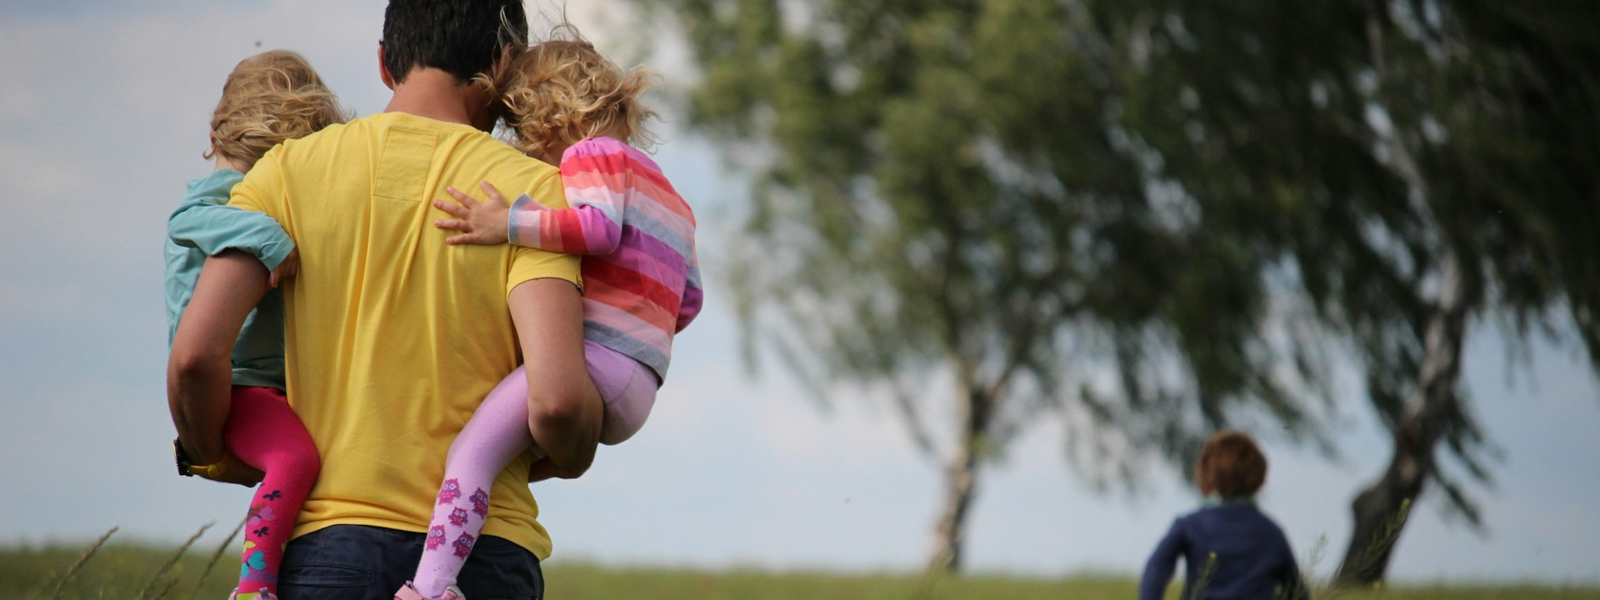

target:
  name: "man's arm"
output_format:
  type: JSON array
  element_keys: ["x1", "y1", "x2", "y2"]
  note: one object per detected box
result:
[
  {"x1": 168, "y1": 251, "x2": 269, "y2": 465},
  {"x1": 508, "y1": 278, "x2": 603, "y2": 478}
]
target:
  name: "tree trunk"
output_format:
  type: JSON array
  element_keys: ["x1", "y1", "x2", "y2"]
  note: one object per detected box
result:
[
  {"x1": 926, "y1": 387, "x2": 991, "y2": 572},
  {"x1": 1336, "y1": 252, "x2": 1468, "y2": 585}
]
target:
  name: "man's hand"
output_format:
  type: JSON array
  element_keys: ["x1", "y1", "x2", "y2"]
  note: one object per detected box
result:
[
  {"x1": 269, "y1": 247, "x2": 299, "y2": 288},
  {"x1": 433, "y1": 181, "x2": 512, "y2": 245},
  {"x1": 526, "y1": 457, "x2": 574, "y2": 483},
  {"x1": 178, "y1": 441, "x2": 266, "y2": 487}
]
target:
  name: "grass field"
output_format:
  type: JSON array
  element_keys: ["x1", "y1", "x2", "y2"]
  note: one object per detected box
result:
[{"x1": 2, "y1": 540, "x2": 1597, "y2": 600}]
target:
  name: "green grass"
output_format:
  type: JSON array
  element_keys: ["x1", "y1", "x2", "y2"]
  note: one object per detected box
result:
[{"x1": 2, "y1": 539, "x2": 1596, "y2": 600}]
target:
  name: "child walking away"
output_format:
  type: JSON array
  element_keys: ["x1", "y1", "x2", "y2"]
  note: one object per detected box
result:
[
  {"x1": 165, "y1": 50, "x2": 346, "y2": 600},
  {"x1": 1139, "y1": 431, "x2": 1309, "y2": 600},
  {"x1": 401, "y1": 31, "x2": 701, "y2": 600}
]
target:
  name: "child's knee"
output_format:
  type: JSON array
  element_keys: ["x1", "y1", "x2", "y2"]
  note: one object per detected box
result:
[
  {"x1": 598, "y1": 409, "x2": 646, "y2": 445},
  {"x1": 271, "y1": 445, "x2": 321, "y2": 480}
]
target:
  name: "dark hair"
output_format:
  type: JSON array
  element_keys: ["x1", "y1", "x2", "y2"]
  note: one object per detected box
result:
[
  {"x1": 1194, "y1": 430, "x2": 1268, "y2": 499},
  {"x1": 381, "y1": 0, "x2": 529, "y2": 84}
]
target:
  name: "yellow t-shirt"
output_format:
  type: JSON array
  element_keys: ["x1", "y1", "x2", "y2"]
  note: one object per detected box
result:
[{"x1": 230, "y1": 111, "x2": 579, "y2": 558}]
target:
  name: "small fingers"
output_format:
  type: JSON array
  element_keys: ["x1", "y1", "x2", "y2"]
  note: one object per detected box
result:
[
  {"x1": 478, "y1": 180, "x2": 506, "y2": 204},
  {"x1": 433, "y1": 198, "x2": 470, "y2": 218},
  {"x1": 446, "y1": 232, "x2": 498, "y2": 246},
  {"x1": 446, "y1": 186, "x2": 479, "y2": 208},
  {"x1": 434, "y1": 218, "x2": 470, "y2": 232}
]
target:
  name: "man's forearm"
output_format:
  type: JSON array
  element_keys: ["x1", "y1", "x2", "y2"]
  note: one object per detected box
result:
[
  {"x1": 166, "y1": 251, "x2": 270, "y2": 465},
  {"x1": 526, "y1": 377, "x2": 604, "y2": 475},
  {"x1": 508, "y1": 278, "x2": 604, "y2": 477},
  {"x1": 168, "y1": 352, "x2": 234, "y2": 464}
]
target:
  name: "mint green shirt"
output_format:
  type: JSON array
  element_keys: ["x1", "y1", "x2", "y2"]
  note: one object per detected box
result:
[{"x1": 164, "y1": 168, "x2": 294, "y2": 390}]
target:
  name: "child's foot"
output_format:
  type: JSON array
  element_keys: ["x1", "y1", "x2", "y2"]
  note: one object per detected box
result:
[
  {"x1": 228, "y1": 587, "x2": 277, "y2": 600},
  {"x1": 394, "y1": 581, "x2": 464, "y2": 600}
]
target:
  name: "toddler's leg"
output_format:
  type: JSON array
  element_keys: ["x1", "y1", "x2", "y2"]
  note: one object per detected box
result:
[
  {"x1": 586, "y1": 341, "x2": 660, "y2": 445},
  {"x1": 411, "y1": 367, "x2": 534, "y2": 599},
  {"x1": 225, "y1": 386, "x2": 320, "y2": 600}
]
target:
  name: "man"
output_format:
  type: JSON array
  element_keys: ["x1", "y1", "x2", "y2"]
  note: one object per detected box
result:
[{"x1": 167, "y1": 2, "x2": 603, "y2": 598}]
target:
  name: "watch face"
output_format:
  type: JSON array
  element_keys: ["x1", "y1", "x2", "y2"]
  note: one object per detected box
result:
[{"x1": 174, "y1": 440, "x2": 194, "y2": 476}]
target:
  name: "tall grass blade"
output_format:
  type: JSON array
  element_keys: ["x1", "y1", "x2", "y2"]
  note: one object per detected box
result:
[
  {"x1": 135, "y1": 522, "x2": 213, "y2": 600},
  {"x1": 187, "y1": 515, "x2": 247, "y2": 600},
  {"x1": 45, "y1": 526, "x2": 117, "y2": 600}
]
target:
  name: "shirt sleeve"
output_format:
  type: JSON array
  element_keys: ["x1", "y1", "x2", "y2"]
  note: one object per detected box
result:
[
  {"x1": 1139, "y1": 518, "x2": 1188, "y2": 600},
  {"x1": 506, "y1": 138, "x2": 630, "y2": 255},
  {"x1": 169, "y1": 180, "x2": 294, "y2": 270},
  {"x1": 676, "y1": 247, "x2": 703, "y2": 332},
  {"x1": 227, "y1": 147, "x2": 293, "y2": 238},
  {"x1": 506, "y1": 171, "x2": 583, "y2": 297}
]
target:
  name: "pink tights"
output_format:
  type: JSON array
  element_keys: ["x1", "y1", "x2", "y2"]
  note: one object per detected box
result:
[
  {"x1": 411, "y1": 341, "x2": 656, "y2": 598},
  {"x1": 225, "y1": 386, "x2": 320, "y2": 599}
]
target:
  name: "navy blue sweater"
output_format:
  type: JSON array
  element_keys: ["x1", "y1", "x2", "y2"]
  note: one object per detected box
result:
[{"x1": 1138, "y1": 501, "x2": 1307, "y2": 600}]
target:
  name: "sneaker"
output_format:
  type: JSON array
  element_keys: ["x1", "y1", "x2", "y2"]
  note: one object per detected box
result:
[
  {"x1": 228, "y1": 588, "x2": 278, "y2": 600},
  {"x1": 394, "y1": 581, "x2": 464, "y2": 600}
]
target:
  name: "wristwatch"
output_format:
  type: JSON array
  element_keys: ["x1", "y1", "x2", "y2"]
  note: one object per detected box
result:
[{"x1": 174, "y1": 438, "x2": 196, "y2": 477}]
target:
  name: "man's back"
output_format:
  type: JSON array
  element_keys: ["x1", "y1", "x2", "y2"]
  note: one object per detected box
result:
[{"x1": 231, "y1": 111, "x2": 579, "y2": 557}]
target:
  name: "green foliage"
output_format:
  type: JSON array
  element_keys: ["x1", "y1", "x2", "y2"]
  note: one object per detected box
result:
[
  {"x1": 1089, "y1": 0, "x2": 1600, "y2": 524},
  {"x1": 2, "y1": 544, "x2": 237, "y2": 600},
  {"x1": 639, "y1": 0, "x2": 1600, "y2": 575},
  {"x1": 642, "y1": 0, "x2": 1336, "y2": 492}
]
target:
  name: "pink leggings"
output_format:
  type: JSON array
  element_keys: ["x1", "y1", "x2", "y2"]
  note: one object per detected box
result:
[
  {"x1": 225, "y1": 386, "x2": 320, "y2": 598},
  {"x1": 411, "y1": 341, "x2": 656, "y2": 597}
]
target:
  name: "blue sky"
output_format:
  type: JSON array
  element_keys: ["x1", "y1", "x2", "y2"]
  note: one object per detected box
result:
[{"x1": 2, "y1": 0, "x2": 1598, "y2": 585}]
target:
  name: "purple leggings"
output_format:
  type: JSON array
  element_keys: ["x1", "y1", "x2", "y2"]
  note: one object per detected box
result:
[{"x1": 410, "y1": 341, "x2": 656, "y2": 597}]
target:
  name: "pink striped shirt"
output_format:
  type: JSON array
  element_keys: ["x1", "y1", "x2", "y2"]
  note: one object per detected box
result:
[{"x1": 508, "y1": 137, "x2": 702, "y2": 381}]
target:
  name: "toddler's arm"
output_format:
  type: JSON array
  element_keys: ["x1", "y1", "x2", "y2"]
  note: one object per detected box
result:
[
  {"x1": 434, "y1": 138, "x2": 634, "y2": 254},
  {"x1": 169, "y1": 171, "x2": 296, "y2": 276},
  {"x1": 1137, "y1": 519, "x2": 1187, "y2": 600},
  {"x1": 508, "y1": 138, "x2": 635, "y2": 255}
]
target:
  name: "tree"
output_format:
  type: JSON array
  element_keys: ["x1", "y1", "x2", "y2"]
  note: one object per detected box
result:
[
  {"x1": 1082, "y1": 0, "x2": 1600, "y2": 583},
  {"x1": 640, "y1": 0, "x2": 1335, "y2": 571},
  {"x1": 640, "y1": 0, "x2": 1600, "y2": 578},
  {"x1": 1331, "y1": 0, "x2": 1600, "y2": 582}
]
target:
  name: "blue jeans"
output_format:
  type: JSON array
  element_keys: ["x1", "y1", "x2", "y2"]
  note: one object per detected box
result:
[{"x1": 278, "y1": 525, "x2": 544, "y2": 600}]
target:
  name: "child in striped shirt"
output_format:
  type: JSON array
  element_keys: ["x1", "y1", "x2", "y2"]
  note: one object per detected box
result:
[{"x1": 394, "y1": 34, "x2": 701, "y2": 600}]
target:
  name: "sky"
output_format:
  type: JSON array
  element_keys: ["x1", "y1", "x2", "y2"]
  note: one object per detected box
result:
[{"x1": 2, "y1": 0, "x2": 1599, "y2": 586}]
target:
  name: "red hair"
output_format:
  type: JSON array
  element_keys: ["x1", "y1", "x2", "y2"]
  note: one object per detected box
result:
[{"x1": 1195, "y1": 430, "x2": 1268, "y2": 499}]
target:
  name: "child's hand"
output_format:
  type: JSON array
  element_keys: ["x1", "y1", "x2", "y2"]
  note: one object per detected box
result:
[
  {"x1": 433, "y1": 181, "x2": 511, "y2": 245},
  {"x1": 269, "y1": 247, "x2": 299, "y2": 288}
]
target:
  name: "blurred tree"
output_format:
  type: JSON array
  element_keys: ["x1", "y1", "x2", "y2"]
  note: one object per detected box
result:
[
  {"x1": 637, "y1": 0, "x2": 1598, "y2": 579},
  {"x1": 1086, "y1": 0, "x2": 1600, "y2": 584},
  {"x1": 635, "y1": 0, "x2": 1336, "y2": 571}
]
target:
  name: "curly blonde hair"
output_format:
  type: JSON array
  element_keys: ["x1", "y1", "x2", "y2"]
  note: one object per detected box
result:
[
  {"x1": 495, "y1": 35, "x2": 659, "y2": 160},
  {"x1": 206, "y1": 50, "x2": 348, "y2": 170}
]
